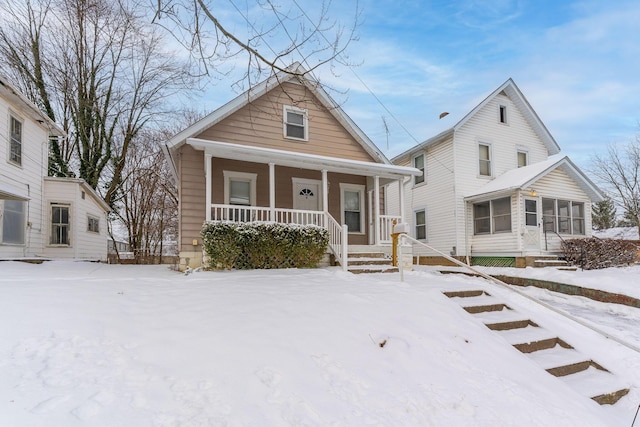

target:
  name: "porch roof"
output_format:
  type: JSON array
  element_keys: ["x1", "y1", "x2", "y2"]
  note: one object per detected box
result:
[
  {"x1": 187, "y1": 138, "x2": 421, "y2": 180},
  {"x1": 464, "y1": 155, "x2": 604, "y2": 202}
]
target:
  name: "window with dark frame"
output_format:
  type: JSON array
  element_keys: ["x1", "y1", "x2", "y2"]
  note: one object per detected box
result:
[{"x1": 51, "y1": 204, "x2": 70, "y2": 245}]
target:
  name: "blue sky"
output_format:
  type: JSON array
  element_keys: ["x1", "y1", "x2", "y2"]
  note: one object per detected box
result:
[{"x1": 194, "y1": 0, "x2": 640, "y2": 169}]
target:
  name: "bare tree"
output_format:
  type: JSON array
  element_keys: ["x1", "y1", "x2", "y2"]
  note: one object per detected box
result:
[
  {"x1": 0, "y1": 0, "x2": 193, "y2": 206},
  {"x1": 591, "y1": 138, "x2": 640, "y2": 236},
  {"x1": 109, "y1": 128, "x2": 178, "y2": 263},
  {"x1": 151, "y1": 0, "x2": 360, "y2": 87}
]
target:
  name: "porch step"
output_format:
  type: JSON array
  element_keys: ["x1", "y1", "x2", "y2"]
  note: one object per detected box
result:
[
  {"x1": 443, "y1": 285, "x2": 630, "y2": 405},
  {"x1": 533, "y1": 256, "x2": 573, "y2": 269},
  {"x1": 347, "y1": 252, "x2": 396, "y2": 274}
]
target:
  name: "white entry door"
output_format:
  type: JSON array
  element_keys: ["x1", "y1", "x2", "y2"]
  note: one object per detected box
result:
[
  {"x1": 292, "y1": 178, "x2": 321, "y2": 211},
  {"x1": 523, "y1": 198, "x2": 540, "y2": 252}
]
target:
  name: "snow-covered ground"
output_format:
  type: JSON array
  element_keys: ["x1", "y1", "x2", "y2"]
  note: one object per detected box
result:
[
  {"x1": 0, "y1": 261, "x2": 639, "y2": 426},
  {"x1": 593, "y1": 226, "x2": 640, "y2": 240}
]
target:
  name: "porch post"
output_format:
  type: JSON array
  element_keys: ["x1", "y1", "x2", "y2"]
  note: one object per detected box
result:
[
  {"x1": 374, "y1": 175, "x2": 380, "y2": 245},
  {"x1": 321, "y1": 169, "x2": 329, "y2": 213},
  {"x1": 399, "y1": 177, "x2": 405, "y2": 223},
  {"x1": 205, "y1": 153, "x2": 212, "y2": 221},
  {"x1": 269, "y1": 162, "x2": 276, "y2": 221}
]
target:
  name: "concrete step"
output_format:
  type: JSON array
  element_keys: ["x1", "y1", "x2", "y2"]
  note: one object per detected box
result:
[
  {"x1": 485, "y1": 319, "x2": 539, "y2": 331},
  {"x1": 443, "y1": 290, "x2": 490, "y2": 298},
  {"x1": 347, "y1": 257, "x2": 392, "y2": 266},
  {"x1": 348, "y1": 265, "x2": 398, "y2": 274},
  {"x1": 546, "y1": 360, "x2": 607, "y2": 377},
  {"x1": 559, "y1": 366, "x2": 630, "y2": 405},
  {"x1": 463, "y1": 303, "x2": 511, "y2": 314}
]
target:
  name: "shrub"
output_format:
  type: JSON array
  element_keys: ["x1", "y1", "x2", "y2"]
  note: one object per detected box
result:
[
  {"x1": 201, "y1": 222, "x2": 329, "y2": 270},
  {"x1": 561, "y1": 237, "x2": 639, "y2": 270}
]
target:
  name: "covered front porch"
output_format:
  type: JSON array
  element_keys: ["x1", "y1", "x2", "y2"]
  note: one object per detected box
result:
[{"x1": 189, "y1": 138, "x2": 421, "y2": 269}]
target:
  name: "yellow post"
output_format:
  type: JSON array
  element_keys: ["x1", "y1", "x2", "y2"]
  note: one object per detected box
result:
[{"x1": 391, "y1": 232, "x2": 399, "y2": 267}]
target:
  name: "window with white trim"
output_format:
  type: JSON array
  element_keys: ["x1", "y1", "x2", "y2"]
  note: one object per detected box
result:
[
  {"x1": 340, "y1": 184, "x2": 365, "y2": 233},
  {"x1": 415, "y1": 208, "x2": 427, "y2": 240},
  {"x1": 223, "y1": 171, "x2": 257, "y2": 206},
  {"x1": 283, "y1": 105, "x2": 308, "y2": 141},
  {"x1": 413, "y1": 153, "x2": 425, "y2": 185},
  {"x1": 1, "y1": 199, "x2": 26, "y2": 244},
  {"x1": 517, "y1": 150, "x2": 528, "y2": 168},
  {"x1": 9, "y1": 115, "x2": 22, "y2": 165},
  {"x1": 87, "y1": 215, "x2": 100, "y2": 233},
  {"x1": 51, "y1": 204, "x2": 70, "y2": 245},
  {"x1": 473, "y1": 197, "x2": 512, "y2": 234},
  {"x1": 478, "y1": 143, "x2": 492, "y2": 176},
  {"x1": 542, "y1": 198, "x2": 585, "y2": 235}
]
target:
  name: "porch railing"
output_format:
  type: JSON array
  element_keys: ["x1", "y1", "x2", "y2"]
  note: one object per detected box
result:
[
  {"x1": 379, "y1": 215, "x2": 402, "y2": 244},
  {"x1": 209, "y1": 204, "x2": 347, "y2": 270}
]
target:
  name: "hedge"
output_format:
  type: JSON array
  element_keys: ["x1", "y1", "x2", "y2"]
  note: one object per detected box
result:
[{"x1": 201, "y1": 222, "x2": 329, "y2": 270}]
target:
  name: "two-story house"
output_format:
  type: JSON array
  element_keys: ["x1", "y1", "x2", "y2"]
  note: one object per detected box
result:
[
  {"x1": 0, "y1": 75, "x2": 109, "y2": 261},
  {"x1": 389, "y1": 79, "x2": 603, "y2": 267},
  {"x1": 163, "y1": 64, "x2": 421, "y2": 271}
]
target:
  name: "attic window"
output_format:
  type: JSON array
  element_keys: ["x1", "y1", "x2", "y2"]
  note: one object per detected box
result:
[
  {"x1": 499, "y1": 105, "x2": 508, "y2": 124},
  {"x1": 283, "y1": 105, "x2": 308, "y2": 141}
]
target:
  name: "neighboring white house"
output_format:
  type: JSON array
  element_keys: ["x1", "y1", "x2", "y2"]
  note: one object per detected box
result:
[
  {"x1": 0, "y1": 75, "x2": 109, "y2": 261},
  {"x1": 389, "y1": 78, "x2": 603, "y2": 267}
]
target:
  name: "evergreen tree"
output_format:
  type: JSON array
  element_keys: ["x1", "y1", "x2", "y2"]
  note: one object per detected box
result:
[{"x1": 592, "y1": 196, "x2": 617, "y2": 230}]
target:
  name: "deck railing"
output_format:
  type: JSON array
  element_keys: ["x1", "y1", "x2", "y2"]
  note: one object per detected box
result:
[{"x1": 209, "y1": 204, "x2": 347, "y2": 270}]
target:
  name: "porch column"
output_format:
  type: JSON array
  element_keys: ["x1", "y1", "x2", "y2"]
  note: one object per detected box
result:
[
  {"x1": 205, "y1": 153, "x2": 212, "y2": 221},
  {"x1": 321, "y1": 169, "x2": 329, "y2": 213},
  {"x1": 269, "y1": 162, "x2": 276, "y2": 221},
  {"x1": 374, "y1": 175, "x2": 380, "y2": 245},
  {"x1": 399, "y1": 177, "x2": 405, "y2": 223}
]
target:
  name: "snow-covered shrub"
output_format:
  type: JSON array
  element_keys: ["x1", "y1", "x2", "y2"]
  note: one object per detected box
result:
[
  {"x1": 201, "y1": 222, "x2": 329, "y2": 270},
  {"x1": 561, "y1": 237, "x2": 639, "y2": 270}
]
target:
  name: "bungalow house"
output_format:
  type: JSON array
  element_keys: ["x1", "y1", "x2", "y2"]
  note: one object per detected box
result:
[
  {"x1": 0, "y1": 75, "x2": 110, "y2": 261},
  {"x1": 388, "y1": 78, "x2": 603, "y2": 267},
  {"x1": 162, "y1": 64, "x2": 420, "y2": 271}
]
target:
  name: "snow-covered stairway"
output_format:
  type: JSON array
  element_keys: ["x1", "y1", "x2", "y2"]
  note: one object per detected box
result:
[
  {"x1": 346, "y1": 252, "x2": 398, "y2": 274},
  {"x1": 443, "y1": 289, "x2": 631, "y2": 405}
]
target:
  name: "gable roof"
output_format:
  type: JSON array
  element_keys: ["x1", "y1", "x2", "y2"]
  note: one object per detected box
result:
[
  {"x1": 163, "y1": 63, "x2": 390, "y2": 169},
  {"x1": 0, "y1": 75, "x2": 64, "y2": 137},
  {"x1": 44, "y1": 177, "x2": 111, "y2": 212},
  {"x1": 464, "y1": 155, "x2": 604, "y2": 202},
  {"x1": 392, "y1": 78, "x2": 561, "y2": 161}
]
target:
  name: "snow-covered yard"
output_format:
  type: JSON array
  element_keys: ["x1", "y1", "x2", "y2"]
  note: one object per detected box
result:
[{"x1": 0, "y1": 261, "x2": 639, "y2": 426}]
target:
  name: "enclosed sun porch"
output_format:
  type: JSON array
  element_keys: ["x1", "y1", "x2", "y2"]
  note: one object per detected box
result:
[{"x1": 185, "y1": 138, "x2": 421, "y2": 270}]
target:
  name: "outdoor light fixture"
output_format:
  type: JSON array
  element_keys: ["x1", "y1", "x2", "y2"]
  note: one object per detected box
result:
[{"x1": 529, "y1": 189, "x2": 537, "y2": 197}]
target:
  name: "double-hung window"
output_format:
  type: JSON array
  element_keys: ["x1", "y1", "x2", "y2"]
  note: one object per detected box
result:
[
  {"x1": 10, "y1": 115, "x2": 22, "y2": 165},
  {"x1": 51, "y1": 204, "x2": 70, "y2": 245},
  {"x1": 517, "y1": 150, "x2": 528, "y2": 168},
  {"x1": 341, "y1": 184, "x2": 364, "y2": 233},
  {"x1": 283, "y1": 106, "x2": 308, "y2": 141},
  {"x1": 413, "y1": 153, "x2": 425, "y2": 185},
  {"x1": 415, "y1": 209, "x2": 427, "y2": 240},
  {"x1": 478, "y1": 143, "x2": 491, "y2": 176}
]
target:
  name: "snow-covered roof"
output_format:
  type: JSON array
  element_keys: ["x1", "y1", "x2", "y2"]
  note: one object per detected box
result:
[
  {"x1": 393, "y1": 78, "x2": 560, "y2": 162},
  {"x1": 464, "y1": 155, "x2": 604, "y2": 202},
  {"x1": 0, "y1": 75, "x2": 65, "y2": 137},
  {"x1": 163, "y1": 63, "x2": 391, "y2": 173}
]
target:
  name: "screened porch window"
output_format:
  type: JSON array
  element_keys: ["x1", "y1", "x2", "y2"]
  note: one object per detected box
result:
[
  {"x1": 473, "y1": 197, "x2": 511, "y2": 234},
  {"x1": 542, "y1": 198, "x2": 585, "y2": 235}
]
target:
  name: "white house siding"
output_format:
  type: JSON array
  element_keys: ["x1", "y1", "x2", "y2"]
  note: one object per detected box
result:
[
  {"x1": 42, "y1": 179, "x2": 108, "y2": 260},
  {"x1": 0, "y1": 95, "x2": 48, "y2": 258},
  {"x1": 388, "y1": 138, "x2": 457, "y2": 256},
  {"x1": 453, "y1": 94, "x2": 552, "y2": 256}
]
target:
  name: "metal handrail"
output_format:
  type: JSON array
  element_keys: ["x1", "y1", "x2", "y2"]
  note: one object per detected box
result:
[{"x1": 398, "y1": 233, "x2": 640, "y2": 354}]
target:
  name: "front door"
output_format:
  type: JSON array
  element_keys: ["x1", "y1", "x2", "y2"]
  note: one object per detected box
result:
[
  {"x1": 292, "y1": 178, "x2": 321, "y2": 211},
  {"x1": 523, "y1": 198, "x2": 540, "y2": 252}
]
